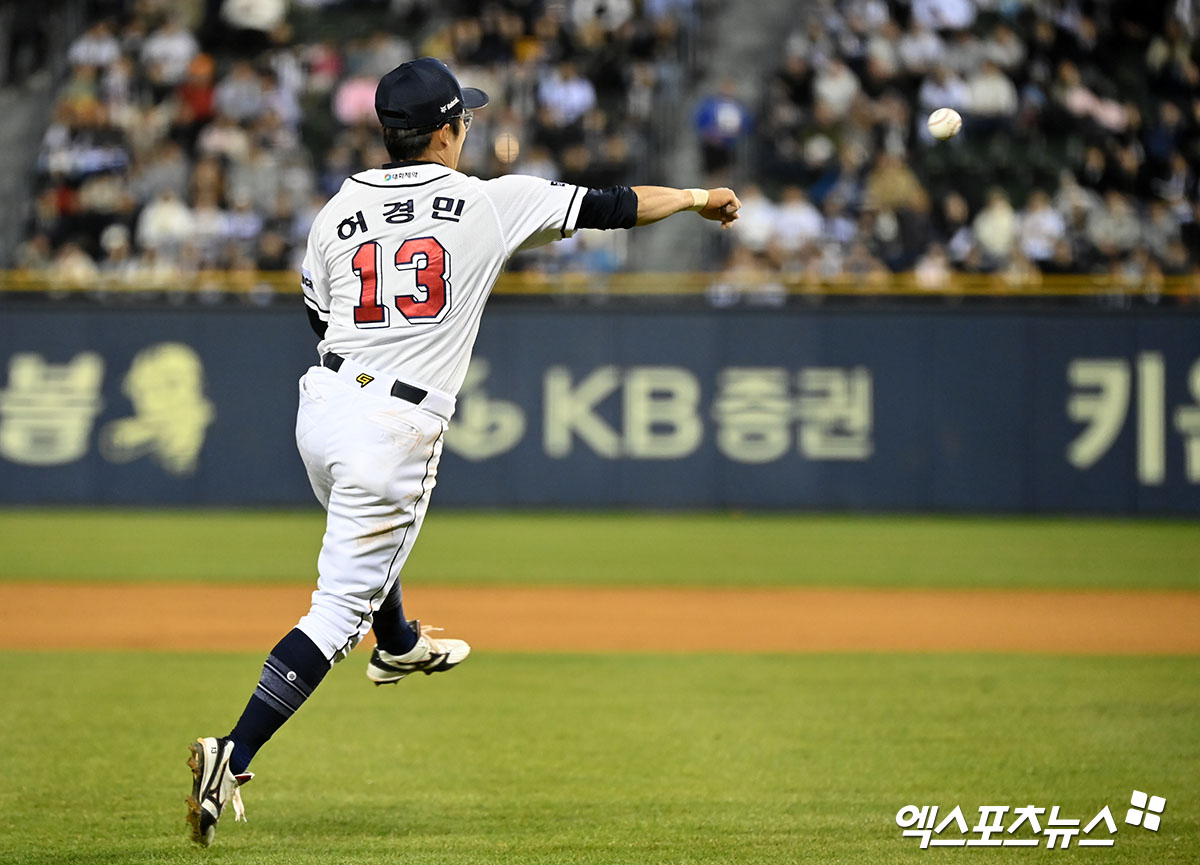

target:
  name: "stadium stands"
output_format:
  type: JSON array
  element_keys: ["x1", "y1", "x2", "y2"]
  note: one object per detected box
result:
[
  {"x1": 16, "y1": 0, "x2": 699, "y2": 286},
  {"x1": 7, "y1": 0, "x2": 1199, "y2": 301},
  {"x1": 734, "y1": 0, "x2": 1199, "y2": 290}
]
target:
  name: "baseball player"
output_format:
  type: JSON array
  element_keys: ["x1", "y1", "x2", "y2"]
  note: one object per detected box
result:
[{"x1": 187, "y1": 57, "x2": 740, "y2": 846}]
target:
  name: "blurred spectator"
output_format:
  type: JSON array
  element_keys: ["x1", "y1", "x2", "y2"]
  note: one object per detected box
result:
[
  {"x1": 196, "y1": 113, "x2": 250, "y2": 163},
  {"x1": 843, "y1": 239, "x2": 890, "y2": 285},
  {"x1": 999, "y1": 252, "x2": 1042, "y2": 290},
  {"x1": 225, "y1": 194, "x2": 265, "y2": 253},
  {"x1": 50, "y1": 241, "x2": 100, "y2": 289},
  {"x1": 914, "y1": 244, "x2": 952, "y2": 290},
  {"x1": 1018, "y1": 190, "x2": 1066, "y2": 264},
  {"x1": 350, "y1": 32, "x2": 412, "y2": 80},
  {"x1": 943, "y1": 31, "x2": 983, "y2": 78},
  {"x1": 966, "y1": 61, "x2": 1018, "y2": 126},
  {"x1": 973, "y1": 188, "x2": 1017, "y2": 265},
  {"x1": 934, "y1": 192, "x2": 974, "y2": 264},
  {"x1": 1053, "y1": 61, "x2": 1127, "y2": 134},
  {"x1": 1153, "y1": 151, "x2": 1198, "y2": 214},
  {"x1": 132, "y1": 139, "x2": 189, "y2": 203},
  {"x1": 813, "y1": 58, "x2": 859, "y2": 119},
  {"x1": 68, "y1": 20, "x2": 121, "y2": 69},
  {"x1": 136, "y1": 189, "x2": 194, "y2": 259},
  {"x1": 1086, "y1": 191, "x2": 1142, "y2": 260},
  {"x1": 775, "y1": 186, "x2": 822, "y2": 256},
  {"x1": 214, "y1": 60, "x2": 265, "y2": 123},
  {"x1": 260, "y1": 70, "x2": 300, "y2": 129},
  {"x1": 911, "y1": 0, "x2": 975, "y2": 32},
  {"x1": 1041, "y1": 238, "x2": 1080, "y2": 275},
  {"x1": 821, "y1": 195, "x2": 856, "y2": 248},
  {"x1": 863, "y1": 153, "x2": 923, "y2": 213},
  {"x1": 331, "y1": 73, "x2": 379, "y2": 126},
  {"x1": 918, "y1": 66, "x2": 969, "y2": 114},
  {"x1": 256, "y1": 229, "x2": 291, "y2": 270},
  {"x1": 1182, "y1": 202, "x2": 1200, "y2": 263},
  {"x1": 693, "y1": 80, "x2": 752, "y2": 176},
  {"x1": 1144, "y1": 200, "x2": 1182, "y2": 260},
  {"x1": 730, "y1": 184, "x2": 778, "y2": 255},
  {"x1": 539, "y1": 62, "x2": 597, "y2": 126},
  {"x1": 141, "y1": 17, "x2": 199, "y2": 87},
  {"x1": 1143, "y1": 101, "x2": 1186, "y2": 169},
  {"x1": 98, "y1": 224, "x2": 138, "y2": 281},
  {"x1": 220, "y1": 0, "x2": 287, "y2": 54},
  {"x1": 190, "y1": 189, "x2": 229, "y2": 267},
  {"x1": 708, "y1": 245, "x2": 786, "y2": 308},
  {"x1": 898, "y1": 19, "x2": 943, "y2": 77},
  {"x1": 982, "y1": 24, "x2": 1025, "y2": 74},
  {"x1": 172, "y1": 54, "x2": 217, "y2": 142},
  {"x1": 15, "y1": 233, "x2": 54, "y2": 271}
]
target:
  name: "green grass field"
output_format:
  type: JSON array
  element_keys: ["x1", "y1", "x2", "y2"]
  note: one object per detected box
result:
[
  {"x1": 1, "y1": 509, "x2": 1197, "y2": 863},
  {"x1": 0, "y1": 652, "x2": 1196, "y2": 864},
  {"x1": 2, "y1": 509, "x2": 1198, "y2": 588}
]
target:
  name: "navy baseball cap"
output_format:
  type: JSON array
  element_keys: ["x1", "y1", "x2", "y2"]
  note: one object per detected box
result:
[{"x1": 375, "y1": 57, "x2": 489, "y2": 129}]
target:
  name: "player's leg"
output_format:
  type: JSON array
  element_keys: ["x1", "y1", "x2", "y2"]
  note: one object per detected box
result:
[
  {"x1": 368, "y1": 426, "x2": 443, "y2": 658},
  {"x1": 227, "y1": 372, "x2": 446, "y2": 767},
  {"x1": 187, "y1": 371, "x2": 340, "y2": 846},
  {"x1": 296, "y1": 412, "x2": 468, "y2": 682},
  {"x1": 188, "y1": 372, "x2": 464, "y2": 845},
  {"x1": 359, "y1": 430, "x2": 470, "y2": 684},
  {"x1": 371, "y1": 576, "x2": 418, "y2": 655},
  {"x1": 223, "y1": 382, "x2": 457, "y2": 760}
]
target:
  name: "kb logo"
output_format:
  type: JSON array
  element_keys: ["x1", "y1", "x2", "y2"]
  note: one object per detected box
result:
[{"x1": 444, "y1": 359, "x2": 525, "y2": 461}]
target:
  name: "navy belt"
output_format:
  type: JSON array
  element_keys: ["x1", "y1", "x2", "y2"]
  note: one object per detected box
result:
[{"x1": 321, "y1": 352, "x2": 428, "y2": 405}]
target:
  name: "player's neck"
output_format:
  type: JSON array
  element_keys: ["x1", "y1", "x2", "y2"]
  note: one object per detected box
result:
[
  {"x1": 381, "y1": 153, "x2": 456, "y2": 170},
  {"x1": 419, "y1": 149, "x2": 456, "y2": 169}
]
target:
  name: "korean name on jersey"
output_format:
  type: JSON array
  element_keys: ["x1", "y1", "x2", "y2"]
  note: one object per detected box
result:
[{"x1": 301, "y1": 164, "x2": 585, "y2": 400}]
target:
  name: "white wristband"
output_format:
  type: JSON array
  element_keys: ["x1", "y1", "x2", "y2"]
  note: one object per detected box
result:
[{"x1": 686, "y1": 188, "x2": 709, "y2": 211}]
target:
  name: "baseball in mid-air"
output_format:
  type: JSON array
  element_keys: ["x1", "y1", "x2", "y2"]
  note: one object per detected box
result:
[{"x1": 927, "y1": 108, "x2": 962, "y2": 140}]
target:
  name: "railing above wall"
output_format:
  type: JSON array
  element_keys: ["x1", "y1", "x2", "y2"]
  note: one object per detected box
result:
[{"x1": 1, "y1": 270, "x2": 1199, "y2": 302}]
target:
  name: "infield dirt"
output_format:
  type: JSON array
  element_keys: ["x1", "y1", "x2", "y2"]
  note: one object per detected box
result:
[{"x1": 2, "y1": 583, "x2": 1198, "y2": 653}]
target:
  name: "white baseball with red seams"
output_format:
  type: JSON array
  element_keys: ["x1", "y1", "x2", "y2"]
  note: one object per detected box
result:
[{"x1": 927, "y1": 108, "x2": 963, "y2": 140}]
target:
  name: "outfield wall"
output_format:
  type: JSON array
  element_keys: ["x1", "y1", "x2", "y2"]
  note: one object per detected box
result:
[{"x1": 1, "y1": 304, "x2": 1197, "y2": 513}]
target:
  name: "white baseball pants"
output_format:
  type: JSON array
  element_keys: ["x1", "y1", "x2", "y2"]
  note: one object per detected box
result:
[{"x1": 292, "y1": 363, "x2": 451, "y2": 662}]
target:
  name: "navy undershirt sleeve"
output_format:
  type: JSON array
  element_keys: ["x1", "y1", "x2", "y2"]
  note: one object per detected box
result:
[
  {"x1": 305, "y1": 303, "x2": 328, "y2": 339},
  {"x1": 575, "y1": 186, "x2": 638, "y2": 230}
]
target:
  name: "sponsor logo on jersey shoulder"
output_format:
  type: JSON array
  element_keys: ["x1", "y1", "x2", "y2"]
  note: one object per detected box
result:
[{"x1": 356, "y1": 373, "x2": 375, "y2": 387}]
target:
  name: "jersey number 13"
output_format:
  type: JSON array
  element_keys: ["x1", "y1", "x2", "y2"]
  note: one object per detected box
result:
[{"x1": 351, "y1": 238, "x2": 450, "y2": 327}]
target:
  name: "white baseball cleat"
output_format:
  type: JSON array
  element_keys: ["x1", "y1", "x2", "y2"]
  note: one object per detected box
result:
[
  {"x1": 186, "y1": 736, "x2": 252, "y2": 847},
  {"x1": 367, "y1": 620, "x2": 471, "y2": 685}
]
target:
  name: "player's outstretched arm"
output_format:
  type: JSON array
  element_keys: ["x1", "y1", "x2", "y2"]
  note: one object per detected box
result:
[{"x1": 632, "y1": 186, "x2": 741, "y2": 229}]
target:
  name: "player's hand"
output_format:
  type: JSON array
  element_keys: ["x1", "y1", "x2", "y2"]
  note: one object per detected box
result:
[{"x1": 699, "y1": 187, "x2": 741, "y2": 229}]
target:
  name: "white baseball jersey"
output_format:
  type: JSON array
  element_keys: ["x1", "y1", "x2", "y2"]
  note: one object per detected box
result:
[{"x1": 301, "y1": 163, "x2": 585, "y2": 398}]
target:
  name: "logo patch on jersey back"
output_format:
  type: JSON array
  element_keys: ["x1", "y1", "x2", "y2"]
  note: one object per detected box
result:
[{"x1": 356, "y1": 373, "x2": 375, "y2": 387}]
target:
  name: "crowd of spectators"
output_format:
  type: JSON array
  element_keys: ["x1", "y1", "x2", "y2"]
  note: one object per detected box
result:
[
  {"x1": 16, "y1": 0, "x2": 698, "y2": 292},
  {"x1": 708, "y1": 0, "x2": 1200, "y2": 294},
  {"x1": 15, "y1": 0, "x2": 1200, "y2": 298}
]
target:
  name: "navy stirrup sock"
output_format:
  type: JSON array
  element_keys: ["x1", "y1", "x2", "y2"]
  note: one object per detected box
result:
[
  {"x1": 228, "y1": 628, "x2": 330, "y2": 774},
  {"x1": 372, "y1": 600, "x2": 419, "y2": 655}
]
